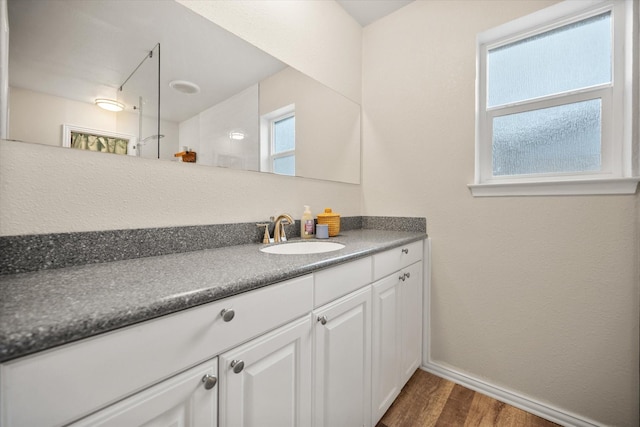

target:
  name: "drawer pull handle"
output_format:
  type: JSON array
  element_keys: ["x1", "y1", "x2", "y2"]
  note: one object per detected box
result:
[
  {"x1": 220, "y1": 308, "x2": 235, "y2": 322},
  {"x1": 317, "y1": 315, "x2": 328, "y2": 325},
  {"x1": 401, "y1": 248, "x2": 409, "y2": 254},
  {"x1": 230, "y1": 359, "x2": 245, "y2": 374},
  {"x1": 201, "y1": 374, "x2": 218, "y2": 390}
]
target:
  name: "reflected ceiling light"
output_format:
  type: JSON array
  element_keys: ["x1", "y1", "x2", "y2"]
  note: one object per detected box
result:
[
  {"x1": 169, "y1": 80, "x2": 200, "y2": 94},
  {"x1": 95, "y1": 98, "x2": 124, "y2": 112},
  {"x1": 229, "y1": 131, "x2": 245, "y2": 141}
]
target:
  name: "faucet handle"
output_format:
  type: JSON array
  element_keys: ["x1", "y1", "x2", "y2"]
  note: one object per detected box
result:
[{"x1": 256, "y1": 223, "x2": 273, "y2": 244}]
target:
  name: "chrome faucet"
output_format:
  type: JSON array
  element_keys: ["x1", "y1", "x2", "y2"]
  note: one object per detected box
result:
[{"x1": 273, "y1": 213, "x2": 294, "y2": 243}]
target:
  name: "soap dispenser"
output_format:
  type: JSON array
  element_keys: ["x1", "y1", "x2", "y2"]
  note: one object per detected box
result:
[{"x1": 301, "y1": 205, "x2": 315, "y2": 239}]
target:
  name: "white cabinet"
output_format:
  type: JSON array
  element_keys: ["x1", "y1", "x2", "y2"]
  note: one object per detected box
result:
[
  {"x1": 0, "y1": 239, "x2": 427, "y2": 427},
  {"x1": 371, "y1": 242, "x2": 424, "y2": 425},
  {"x1": 72, "y1": 359, "x2": 218, "y2": 427},
  {"x1": 218, "y1": 317, "x2": 312, "y2": 427},
  {"x1": 0, "y1": 275, "x2": 313, "y2": 427},
  {"x1": 313, "y1": 286, "x2": 372, "y2": 427}
]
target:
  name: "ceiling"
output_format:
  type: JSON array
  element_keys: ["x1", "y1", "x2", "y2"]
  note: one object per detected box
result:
[{"x1": 337, "y1": 0, "x2": 414, "y2": 26}]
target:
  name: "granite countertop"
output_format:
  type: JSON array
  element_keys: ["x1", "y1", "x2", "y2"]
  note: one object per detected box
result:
[{"x1": 0, "y1": 229, "x2": 426, "y2": 363}]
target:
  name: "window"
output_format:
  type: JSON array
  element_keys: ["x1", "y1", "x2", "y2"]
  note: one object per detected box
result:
[
  {"x1": 260, "y1": 104, "x2": 295, "y2": 176},
  {"x1": 271, "y1": 113, "x2": 295, "y2": 176},
  {"x1": 470, "y1": 0, "x2": 637, "y2": 196}
]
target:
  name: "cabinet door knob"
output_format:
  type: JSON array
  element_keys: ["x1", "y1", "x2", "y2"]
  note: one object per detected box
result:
[
  {"x1": 401, "y1": 248, "x2": 409, "y2": 254},
  {"x1": 201, "y1": 374, "x2": 218, "y2": 390},
  {"x1": 317, "y1": 315, "x2": 328, "y2": 325},
  {"x1": 220, "y1": 308, "x2": 235, "y2": 322},
  {"x1": 405, "y1": 272, "x2": 411, "y2": 279},
  {"x1": 230, "y1": 359, "x2": 245, "y2": 373},
  {"x1": 399, "y1": 274, "x2": 406, "y2": 281}
]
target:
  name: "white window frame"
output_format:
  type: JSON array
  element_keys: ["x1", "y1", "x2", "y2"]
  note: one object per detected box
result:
[
  {"x1": 469, "y1": 0, "x2": 638, "y2": 197},
  {"x1": 259, "y1": 104, "x2": 295, "y2": 175}
]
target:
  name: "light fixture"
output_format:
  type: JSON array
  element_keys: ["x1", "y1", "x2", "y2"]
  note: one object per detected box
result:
[
  {"x1": 95, "y1": 99, "x2": 124, "y2": 112},
  {"x1": 229, "y1": 131, "x2": 245, "y2": 141},
  {"x1": 169, "y1": 80, "x2": 200, "y2": 95}
]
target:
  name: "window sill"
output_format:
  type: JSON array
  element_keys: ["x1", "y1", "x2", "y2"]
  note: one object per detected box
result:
[{"x1": 468, "y1": 178, "x2": 640, "y2": 197}]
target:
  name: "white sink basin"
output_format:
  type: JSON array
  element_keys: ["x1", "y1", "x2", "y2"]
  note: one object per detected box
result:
[{"x1": 260, "y1": 241, "x2": 345, "y2": 255}]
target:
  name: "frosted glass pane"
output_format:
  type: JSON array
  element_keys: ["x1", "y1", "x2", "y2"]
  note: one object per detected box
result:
[
  {"x1": 274, "y1": 155, "x2": 295, "y2": 176},
  {"x1": 492, "y1": 99, "x2": 601, "y2": 176},
  {"x1": 274, "y1": 116, "x2": 295, "y2": 153},
  {"x1": 488, "y1": 12, "x2": 611, "y2": 107}
]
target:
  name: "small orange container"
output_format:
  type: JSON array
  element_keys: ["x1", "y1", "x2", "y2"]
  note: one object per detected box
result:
[{"x1": 317, "y1": 208, "x2": 340, "y2": 237}]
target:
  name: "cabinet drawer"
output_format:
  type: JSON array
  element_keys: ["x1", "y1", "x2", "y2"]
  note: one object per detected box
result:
[
  {"x1": 314, "y1": 257, "x2": 372, "y2": 307},
  {"x1": 0, "y1": 275, "x2": 313, "y2": 427},
  {"x1": 373, "y1": 241, "x2": 423, "y2": 280}
]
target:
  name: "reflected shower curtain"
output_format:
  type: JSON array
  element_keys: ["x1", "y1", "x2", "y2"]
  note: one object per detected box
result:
[{"x1": 71, "y1": 132, "x2": 129, "y2": 155}]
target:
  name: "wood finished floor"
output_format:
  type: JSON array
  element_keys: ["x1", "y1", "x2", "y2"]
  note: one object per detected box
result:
[{"x1": 376, "y1": 370, "x2": 560, "y2": 427}]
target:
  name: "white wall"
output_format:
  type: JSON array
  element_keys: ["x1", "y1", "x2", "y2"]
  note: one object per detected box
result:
[
  {"x1": 0, "y1": 1, "x2": 362, "y2": 236},
  {"x1": 362, "y1": 1, "x2": 638, "y2": 426}
]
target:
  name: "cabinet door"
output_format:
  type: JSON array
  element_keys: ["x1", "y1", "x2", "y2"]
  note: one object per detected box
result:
[
  {"x1": 371, "y1": 261, "x2": 424, "y2": 424},
  {"x1": 313, "y1": 286, "x2": 371, "y2": 427},
  {"x1": 71, "y1": 359, "x2": 217, "y2": 427},
  {"x1": 371, "y1": 274, "x2": 401, "y2": 423},
  {"x1": 219, "y1": 316, "x2": 312, "y2": 427},
  {"x1": 400, "y1": 261, "x2": 423, "y2": 385}
]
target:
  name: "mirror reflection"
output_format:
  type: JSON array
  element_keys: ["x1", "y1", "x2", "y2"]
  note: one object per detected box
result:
[{"x1": 5, "y1": 0, "x2": 361, "y2": 184}]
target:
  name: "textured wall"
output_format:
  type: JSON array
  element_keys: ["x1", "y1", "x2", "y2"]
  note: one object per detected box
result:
[
  {"x1": 361, "y1": 1, "x2": 639, "y2": 425},
  {"x1": 0, "y1": 1, "x2": 362, "y2": 236},
  {"x1": 0, "y1": 139, "x2": 361, "y2": 235}
]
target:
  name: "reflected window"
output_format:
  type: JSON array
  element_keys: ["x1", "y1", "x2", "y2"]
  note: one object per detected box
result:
[
  {"x1": 271, "y1": 114, "x2": 295, "y2": 175},
  {"x1": 261, "y1": 104, "x2": 295, "y2": 176}
]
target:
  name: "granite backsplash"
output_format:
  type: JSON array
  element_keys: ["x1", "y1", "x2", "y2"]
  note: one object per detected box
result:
[{"x1": 0, "y1": 216, "x2": 426, "y2": 275}]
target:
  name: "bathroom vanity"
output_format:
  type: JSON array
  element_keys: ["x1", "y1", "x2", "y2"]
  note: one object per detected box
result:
[{"x1": 0, "y1": 229, "x2": 429, "y2": 427}]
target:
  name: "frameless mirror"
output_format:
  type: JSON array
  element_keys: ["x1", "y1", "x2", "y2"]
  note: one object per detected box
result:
[{"x1": 5, "y1": 0, "x2": 361, "y2": 184}]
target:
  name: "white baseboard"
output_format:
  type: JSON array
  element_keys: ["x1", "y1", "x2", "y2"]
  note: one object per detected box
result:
[{"x1": 420, "y1": 362, "x2": 601, "y2": 427}]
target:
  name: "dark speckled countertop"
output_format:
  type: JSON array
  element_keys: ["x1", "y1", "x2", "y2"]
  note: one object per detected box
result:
[{"x1": 0, "y1": 229, "x2": 426, "y2": 363}]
